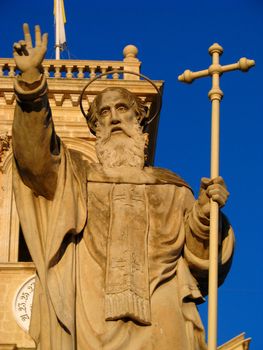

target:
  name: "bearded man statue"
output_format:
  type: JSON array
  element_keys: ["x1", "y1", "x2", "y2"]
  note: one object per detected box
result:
[{"x1": 12, "y1": 24, "x2": 234, "y2": 350}]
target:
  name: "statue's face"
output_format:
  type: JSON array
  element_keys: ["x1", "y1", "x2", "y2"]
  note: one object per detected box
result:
[
  {"x1": 96, "y1": 90, "x2": 137, "y2": 138},
  {"x1": 95, "y1": 89, "x2": 146, "y2": 169}
]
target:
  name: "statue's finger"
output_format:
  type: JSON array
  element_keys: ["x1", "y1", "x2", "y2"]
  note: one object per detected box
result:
[
  {"x1": 212, "y1": 176, "x2": 225, "y2": 186},
  {"x1": 207, "y1": 188, "x2": 222, "y2": 196},
  {"x1": 35, "y1": 25, "x2": 41, "y2": 47},
  {"x1": 207, "y1": 184, "x2": 225, "y2": 192},
  {"x1": 23, "y1": 23, "x2": 32, "y2": 49},
  {"x1": 211, "y1": 194, "x2": 224, "y2": 206},
  {"x1": 13, "y1": 42, "x2": 21, "y2": 50},
  {"x1": 13, "y1": 42, "x2": 23, "y2": 56},
  {"x1": 19, "y1": 40, "x2": 26, "y2": 46},
  {"x1": 13, "y1": 43, "x2": 22, "y2": 56},
  {"x1": 209, "y1": 190, "x2": 229, "y2": 206},
  {"x1": 17, "y1": 40, "x2": 29, "y2": 56},
  {"x1": 200, "y1": 177, "x2": 213, "y2": 189},
  {"x1": 42, "y1": 33, "x2": 48, "y2": 49},
  {"x1": 207, "y1": 186, "x2": 229, "y2": 198}
]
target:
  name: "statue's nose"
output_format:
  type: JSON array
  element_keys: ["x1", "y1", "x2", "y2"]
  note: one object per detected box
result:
[
  {"x1": 111, "y1": 119, "x2": 120, "y2": 125},
  {"x1": 110, "y1": 108, "x2": 121, "y2": 124}
]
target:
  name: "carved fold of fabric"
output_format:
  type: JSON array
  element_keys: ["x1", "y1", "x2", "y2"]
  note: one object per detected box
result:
[
  {"x1": 14, "y1": 74, "x2": 47, "y2": 102},
  {"x1": 105, "y1": 290, "x2": 151, "y2": 325},
  {"x1": 187, "y1": 202, "x2": 210, "y2": 240},
  {"x1": 105, "y1": 183, "x2": 151, "y2": 325}
]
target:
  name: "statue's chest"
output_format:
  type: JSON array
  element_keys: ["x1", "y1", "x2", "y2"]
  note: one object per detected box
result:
[
  {"x1": 87, "y1": 181, "x2": 147, "y2": 217},
  {"x1": 85, "y1": 182, "x2": 148, "y2": 261}
]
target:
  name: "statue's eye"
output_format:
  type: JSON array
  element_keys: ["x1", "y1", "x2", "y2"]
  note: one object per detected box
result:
[
  {"x1": 116, "y1": 105, "x2": 128, "y2": 113},
  {"x1": 100, "y1": 108, "x2": 110, "y2": 117}
]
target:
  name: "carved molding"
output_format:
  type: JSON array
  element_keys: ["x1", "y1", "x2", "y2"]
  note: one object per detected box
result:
[
  {"x1": 53, "y1": 93, "x2": 65, "y2": 106},
  {"x1": 69, "y1": 93, "x2": 80, "y2": 107},
  {"x1": 0, "y1": 346, "x2": 34, "y2": 350},
  {"x1": 0, "y1": 149, "x2": 12, "y2": 175},
  {"x1": 0, "y1": 345, "x2": 17, "y2": 350},
  {"x1": 0, "y1": 132, "x2": 11, "y2": 168},
  {"x1": 3, "y1": 92, "x2": 15, "y2": 105}
]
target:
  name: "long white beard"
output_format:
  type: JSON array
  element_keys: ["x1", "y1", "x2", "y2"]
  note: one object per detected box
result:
[{"x1": 95, "y1": 120, "x2": 146, "y2": 169}]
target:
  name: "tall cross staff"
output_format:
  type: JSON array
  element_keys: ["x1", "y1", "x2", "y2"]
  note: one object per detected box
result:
[{"x1": 178, "y1": 43, "x2": 255, "y2": 350}]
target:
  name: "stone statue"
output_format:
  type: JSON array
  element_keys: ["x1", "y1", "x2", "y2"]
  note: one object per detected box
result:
[{"x1": 12, "y1": 24, "x2": 234, "y2": 350}]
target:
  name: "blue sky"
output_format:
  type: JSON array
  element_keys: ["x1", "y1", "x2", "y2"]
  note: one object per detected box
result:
[{"x1": 1, "y1": 0, "x2": 262, "y2": 348}]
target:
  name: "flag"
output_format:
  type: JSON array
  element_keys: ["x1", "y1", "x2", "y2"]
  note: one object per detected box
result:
[{"x1": 54, "y1": 0, "x2": 67, "y2": 50}]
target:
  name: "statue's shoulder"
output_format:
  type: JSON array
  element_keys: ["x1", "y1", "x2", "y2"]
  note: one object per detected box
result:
[
  {"x1": 68, "y1": 148, "x2": 86, "y2": 164},
  {"x1": 67, "y1": 148, "x2": 90, "y2": 180},
  {"x1": 145, "y1": 166, "x2": 192, "y2": 191}
]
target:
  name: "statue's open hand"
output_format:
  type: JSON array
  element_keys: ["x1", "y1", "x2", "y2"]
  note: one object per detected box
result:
[
  {"x1": 197, "y1": 176, "x2": 229, "y2": 217},
  {"x1": 13, "y1": 23, "x2": 48, "y2": 77}
]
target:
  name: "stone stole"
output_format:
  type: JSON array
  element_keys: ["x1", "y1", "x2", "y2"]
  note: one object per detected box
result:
[{"x1": 105, "y1": 183, "x2": 151, "y2": 325}]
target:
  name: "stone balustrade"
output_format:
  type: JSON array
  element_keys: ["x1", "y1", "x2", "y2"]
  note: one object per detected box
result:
[{"x1": 0, "y1": 45, "x2": 141, "y2": 80}]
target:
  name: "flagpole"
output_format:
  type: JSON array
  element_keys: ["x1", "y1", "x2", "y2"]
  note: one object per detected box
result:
[{"x1": 55, "y1": 0, "x2": 60, "y2": 60}]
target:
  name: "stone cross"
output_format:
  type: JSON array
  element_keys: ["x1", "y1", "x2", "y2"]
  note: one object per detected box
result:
[{"x1": 178, "y1": 43, "x2": 255, "y2": 350}]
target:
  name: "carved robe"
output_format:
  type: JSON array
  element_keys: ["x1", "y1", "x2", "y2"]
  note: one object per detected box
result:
[{"x1": 12, "y1": 75, "x2": 234, "y2": 350}]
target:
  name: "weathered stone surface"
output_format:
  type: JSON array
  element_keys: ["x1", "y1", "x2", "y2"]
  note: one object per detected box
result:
[
  {"x1": 0, "y1": 264, "x2": 35, "y2": 348},
  {"x1": 8, "y1": 24, "x2": 235, "y2": 350}
]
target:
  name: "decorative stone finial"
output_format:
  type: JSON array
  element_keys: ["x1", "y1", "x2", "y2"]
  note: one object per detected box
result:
[
  {"x1": 208, "y1": 43, "x2": 223, "y2": 56},
  {"x1": 238, "y1": 57, "x2": 256, "y2": 72},
  {"x1": 123, "y1": 45, "x2": 139, "y2": 62}
]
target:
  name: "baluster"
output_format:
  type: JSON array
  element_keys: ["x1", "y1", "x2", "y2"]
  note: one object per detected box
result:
[
  {"x1": 43, "y1": 65, "x2": 50, "y2": 78},
  {"x1": 89, "y1": 66, "x2": 96, "y2": 79},
  {"x1": 9, "y1": 65, "x2": 15, "y2": 77},
  {"x1": 77, "y1": 66, "x2": 84, "y2": 78},
  {"x1": 112, "y1": 71, "x2": 120, "y2": 80},
  {"x1": 66, "y1": 66, "x2": 73, "y2": 78},
  {"x1": 54, "y1": 66, "x2": 61, "y2": 78},
  {"x1": 101, "y1": 67, "x2": 107, "y2": 79}
]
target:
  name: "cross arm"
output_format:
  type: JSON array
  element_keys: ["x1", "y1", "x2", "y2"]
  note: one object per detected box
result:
[{"x1": 178, "y1": 57, "x2": 255, "y2": 84}]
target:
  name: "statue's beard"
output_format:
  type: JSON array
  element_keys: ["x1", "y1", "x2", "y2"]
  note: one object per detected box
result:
[{"x1": 95, "y1": 120, "x2": 146, "y2": 169}]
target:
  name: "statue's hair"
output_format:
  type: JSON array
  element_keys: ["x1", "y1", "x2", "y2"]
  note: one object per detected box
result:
[{"x1": 86, "y1": 87, "x2": 148, "y2": 134}]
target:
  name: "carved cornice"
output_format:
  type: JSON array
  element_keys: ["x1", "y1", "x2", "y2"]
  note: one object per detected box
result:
[
  {"x1": 0, "y1": 262, "x2": 35, "y2": 272},
  {"x1": 0, "y1": 76, "x2": 163, "y2": 109}
]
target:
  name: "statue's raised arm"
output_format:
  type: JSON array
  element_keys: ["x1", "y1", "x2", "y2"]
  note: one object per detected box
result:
[{"x1": 12, "y1": 24, "x2": 60, "y2": 199}]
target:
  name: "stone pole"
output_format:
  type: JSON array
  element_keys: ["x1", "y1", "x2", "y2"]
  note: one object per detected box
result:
[{"x1": 178, "y1": 43, "x2": 255, "y2": 350}]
